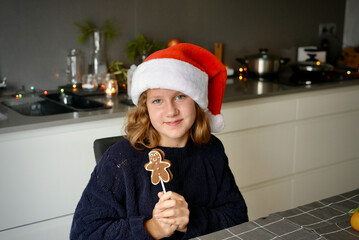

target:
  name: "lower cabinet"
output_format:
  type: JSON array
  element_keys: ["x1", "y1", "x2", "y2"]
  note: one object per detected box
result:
[
  {"x1": 0, "y1": 118, "x2": 125, "y2": 238},
  {"x1": 217, "y1": 85, "x2": 359, "y2": 220},
  {"x1": 0, "y1": 215, "x2": 73, "y2": 240},
  {"x1": 292, "y1": 158, "x2": 359, "y2": 207}
]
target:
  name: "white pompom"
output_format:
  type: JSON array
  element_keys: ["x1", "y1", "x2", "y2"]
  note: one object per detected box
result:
[
  {"x1": 206, "y1": 111, "x2": 225, "y2": 133},
  {"x1": 127, "y1": 64, "x2": 137, "y2": 100}
]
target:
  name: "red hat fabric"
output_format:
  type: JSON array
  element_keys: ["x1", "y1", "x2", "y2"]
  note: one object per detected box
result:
[{"x1": 131, "y1": 43, "x2": 227, "y2": 132}]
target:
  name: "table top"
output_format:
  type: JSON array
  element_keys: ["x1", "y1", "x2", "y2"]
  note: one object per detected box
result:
[{"x1": 192, "y1": 189, "x2": 359, "y2": 240}]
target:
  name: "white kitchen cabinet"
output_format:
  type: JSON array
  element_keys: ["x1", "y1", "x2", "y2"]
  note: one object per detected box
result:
[
  {"x1": 295, "y1": 111, "x2": 359, "y2": 172},
  {"x1": 217, "y1": 85, "x2": 359, "y2": 220},
  {"x1": 0, "y1": 215, "x2": 72, "y2": 240},
  {"x1": 220, "y1": 123, "x2": 295, "y2": 188},
  {"x1": 292, "y1": 158, "x2": 359, "y2": 207},
  {"x1": 222, "y1": 96, "x2": 297, "y2": 131},
  {"x1": 240, "y1": 179, "x2": 292, "y2": 220},
  {"x1": 0, "y1": 118, "x2": 125, "y2": 237},
  {"x1": 296, "y1": 85, "x2": 359, "y2": 119}
]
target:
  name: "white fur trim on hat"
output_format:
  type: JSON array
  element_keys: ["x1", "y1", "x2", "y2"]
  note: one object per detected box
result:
[
  {"x1": 206, "y1": 111, "x2": 225, "y2": 133},
  {"x1": 131, "y1": 58, "x2": 208, "y2": 108}
]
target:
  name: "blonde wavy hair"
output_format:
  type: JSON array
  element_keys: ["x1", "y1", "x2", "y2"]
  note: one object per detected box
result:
[{"x1": 125, "y1": 91, "x2": 211, "y2": 150}]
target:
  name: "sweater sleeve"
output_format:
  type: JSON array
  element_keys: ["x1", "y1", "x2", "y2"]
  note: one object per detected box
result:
[
  {"x1": 70, "y1": 149, "x2": 153, "y2": 240},
  {"x1": 183, "y1": 137, "x2": 248, "y2": 238}
]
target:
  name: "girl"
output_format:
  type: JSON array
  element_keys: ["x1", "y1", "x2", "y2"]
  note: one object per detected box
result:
[{"x1": 70, "y1": 43, "x2": 248, "y2": 239}]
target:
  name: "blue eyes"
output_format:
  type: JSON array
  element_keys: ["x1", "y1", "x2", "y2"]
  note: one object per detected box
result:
[
  {"x1": 176, "y1": 95, "x2": 186, "y2": 100},
  {"x1": 151, "y1": 94, "x2": 186, "y2": 104}
]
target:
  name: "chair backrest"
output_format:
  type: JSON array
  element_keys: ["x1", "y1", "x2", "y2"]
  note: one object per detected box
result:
[{"x1": 93, "y1": 136, "x2": 124, "y2": 164}]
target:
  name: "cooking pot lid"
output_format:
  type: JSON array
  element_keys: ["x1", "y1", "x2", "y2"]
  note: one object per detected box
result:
[
  {"x1": 295, "y1": 60, "x2": 333, "y2": 71},
  {"x1": 247, "y1": 48, "x2": 281, "y2": 60}
]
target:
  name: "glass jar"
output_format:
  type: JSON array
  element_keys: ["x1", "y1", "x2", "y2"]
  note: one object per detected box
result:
[
  {"x1": 88, "y1": 30, "x2": 107, "y2": 75},
  {"x1": 66, "y1": 49, "x2": 83, "y2": 86},
  {"x1": 81, "y1": 74, "x2": 98, "y2": 90}
]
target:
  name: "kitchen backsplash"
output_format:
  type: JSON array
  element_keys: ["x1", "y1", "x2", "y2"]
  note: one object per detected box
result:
[{"x1": 0, "y1": 0, "x2": 346, "y2": 90}]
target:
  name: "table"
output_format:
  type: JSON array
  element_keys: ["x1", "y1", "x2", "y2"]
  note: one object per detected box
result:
[{"x1": 192, "y1": 189, "x2": 359, "y2": 240}]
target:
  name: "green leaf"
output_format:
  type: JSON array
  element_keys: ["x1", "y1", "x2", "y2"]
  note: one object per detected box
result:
[
  {"x1": 347, "y1": 207, "x2": 359, "y2": 216},
  {"x1": 126, "y1": 34, "x2": 165, "y2": 62},
  {"x1": 74, "y1": 19, "x2": 118, "y2": 44},
  {"x1": 102, "y1": 20, "x2": 118, "y2": 41}
]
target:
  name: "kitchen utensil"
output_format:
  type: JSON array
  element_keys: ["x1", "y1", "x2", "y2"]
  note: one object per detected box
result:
[
  {"x1": 236, "y1": 48, "x2": 290, "y2": 77},
  {"x1": 214, "y1": 42, "x2": 223, "y2": 62},
  {"x1": 293, "y1": 54, "x2": 334, "y2": 72}
]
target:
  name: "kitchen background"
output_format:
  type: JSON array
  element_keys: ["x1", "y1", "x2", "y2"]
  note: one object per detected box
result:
[{"x1": 0, "y1": 0, "x2": 358, "y2": 91}]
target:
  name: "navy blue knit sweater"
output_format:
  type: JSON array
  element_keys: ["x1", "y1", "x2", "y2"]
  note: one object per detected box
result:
[{"x1": 70, "y1": 135, "x2": 248, "y2": 239}]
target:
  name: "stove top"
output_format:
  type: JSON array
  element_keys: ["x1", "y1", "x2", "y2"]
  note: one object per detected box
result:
[{"x1": 245, "y1": 66, "x2": 359, "y2": 86}]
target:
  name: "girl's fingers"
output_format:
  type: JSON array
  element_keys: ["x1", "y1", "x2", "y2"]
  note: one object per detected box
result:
[
  {"x1": 147, "y1": 217, "x2": 177, "y2": 238},
  {"x1": 158, "y1": 191, "x2": 185, "y2": 201},
  {"x1": 156, "y1": 192, "x2": 187, "y2": 210},
  {"x1": 156, "y1": 208, "x2": 176, "y2": 218},
  {"x1": 156, "y1": 199, "x2": 176, "y2": 210},
  {"x1": 154, "y1": 190, "x2": 190, "y2": 231},
  {"x1": 158, "y1": 191, "x2": 164, "y2": 199},
  {"x1": 156, "y1": 214, "x2": 189, "y2": 227},
  {"x1": 155, "y1": 206, "x2": 190, "y2": 225},
  {"x1": 156, "y1": 207, "x2": 189, "y2": 219}
]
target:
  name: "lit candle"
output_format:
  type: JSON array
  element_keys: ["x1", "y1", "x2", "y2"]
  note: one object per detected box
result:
[{"x1": 105, "y1": 80, "x2": 118, "y2": 97}]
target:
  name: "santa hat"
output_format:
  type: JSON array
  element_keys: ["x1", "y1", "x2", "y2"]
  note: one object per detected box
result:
[{"x1": 131, "y1": 43, "x2": 227, "y2": 132}]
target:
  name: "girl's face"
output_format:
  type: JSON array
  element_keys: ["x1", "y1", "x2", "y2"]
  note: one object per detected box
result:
[{"x1": 146, "y1": 88, "x2": 196, "y2": 147}]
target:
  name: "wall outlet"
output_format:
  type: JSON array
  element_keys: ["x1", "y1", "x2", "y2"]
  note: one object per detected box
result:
[{"x1": 318, "y1": 23, "x2": 337, "y2": 36}]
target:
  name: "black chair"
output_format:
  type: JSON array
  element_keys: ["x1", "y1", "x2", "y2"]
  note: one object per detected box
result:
[{"x1": 93, "y1": 136, "x2": 124, "y2": 164}]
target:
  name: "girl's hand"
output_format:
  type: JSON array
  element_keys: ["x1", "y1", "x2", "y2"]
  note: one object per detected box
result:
[
  {"x1": 144, "y1": 216, "x2": 177, "y2": 239},
  {"x1": 155, "y1": 191, "x2": 190, "y2": 233}
]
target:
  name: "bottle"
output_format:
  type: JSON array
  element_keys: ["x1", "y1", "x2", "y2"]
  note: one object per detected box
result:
[
  {"x1": 88, "y1": 30, "x2": 107, "y2": 75},
  {"x1": 66, "y1": 49, "x2": 83, "y2": 86}
]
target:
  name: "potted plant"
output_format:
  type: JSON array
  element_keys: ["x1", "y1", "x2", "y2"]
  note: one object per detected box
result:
[
  {"x1": 126, "y1": 34, "x2": 165, "y2": 64},
  {"x1": 75, "y1": 19, "x2": 117, "y2": 44}
]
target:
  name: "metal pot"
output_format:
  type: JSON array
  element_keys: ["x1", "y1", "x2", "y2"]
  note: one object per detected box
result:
[{"x1": 236, "y1": 48, "x2": 290, "y2": 77}]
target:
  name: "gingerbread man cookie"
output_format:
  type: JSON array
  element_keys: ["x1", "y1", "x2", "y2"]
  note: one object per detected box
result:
[{"x1": 145, "y1": 149, "x2": 173, "y2": 185}]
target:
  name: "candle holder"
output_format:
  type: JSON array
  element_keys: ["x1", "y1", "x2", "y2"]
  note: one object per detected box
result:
[
  {"x1": 105, "y1": 79, "x2": 119, "y2": 97},
  {"x1": 82, "y1": 74, "x2": 98, "y2": 90}
]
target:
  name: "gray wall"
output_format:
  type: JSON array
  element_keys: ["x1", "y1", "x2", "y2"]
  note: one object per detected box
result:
[
  {"x1": 343, "y1": 0, "x2": 359, "y2": 47},
  {"x1": 0, "y1": 0, "x2": 346, "y2": 91}
]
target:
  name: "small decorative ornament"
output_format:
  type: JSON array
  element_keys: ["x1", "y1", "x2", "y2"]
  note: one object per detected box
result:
[{"x1": 145, "y1": 149, "x2": 173, "y2": 193}]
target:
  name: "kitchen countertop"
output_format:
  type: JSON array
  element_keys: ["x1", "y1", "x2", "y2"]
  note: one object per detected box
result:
[
  {"x1": 222, "y1": 76, "x2": 359, "y2": 102},
  {"x1": 1, "y1": 77, "x2": 359, "y2": 135}
]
